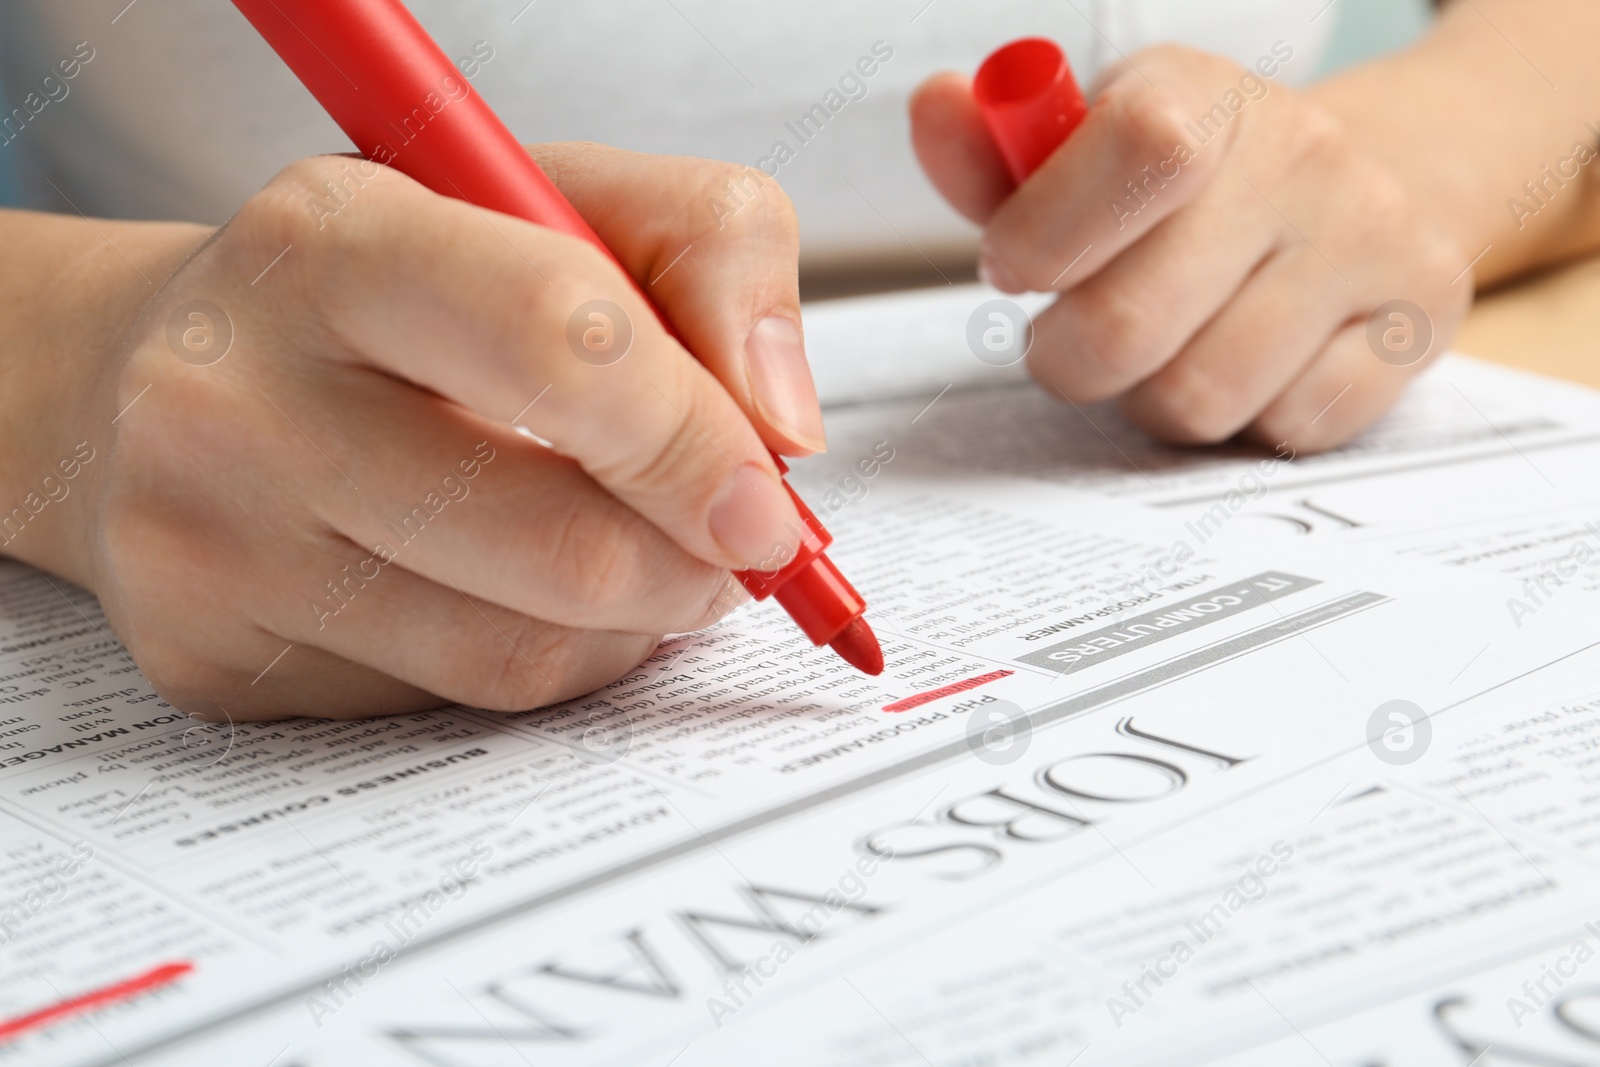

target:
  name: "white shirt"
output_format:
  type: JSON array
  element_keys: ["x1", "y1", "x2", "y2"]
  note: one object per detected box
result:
[{"x1": 1, "y1": 0, "x2": 1330, "y2": 268}]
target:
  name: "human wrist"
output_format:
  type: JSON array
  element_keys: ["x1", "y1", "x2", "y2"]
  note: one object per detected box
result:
[
  {"x1": 0, "y1": 210, "x2": 210, "y2": 585},
  {"x1": 1306, "y1": 61, "x2": 1485, "y2": 277}
]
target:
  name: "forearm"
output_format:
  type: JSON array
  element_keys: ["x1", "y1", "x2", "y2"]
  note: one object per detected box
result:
[
  {"x1": 1310, "y1": 0, "x2": 1600, "y2": 287},
  {"x1": 0, "y1": 209, "x2": 207, "y2": 584}
]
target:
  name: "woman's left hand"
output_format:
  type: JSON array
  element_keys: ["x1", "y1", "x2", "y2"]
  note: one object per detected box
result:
[{"x1": 911, "y1": 44, "x2": 1471, "y2": 452}]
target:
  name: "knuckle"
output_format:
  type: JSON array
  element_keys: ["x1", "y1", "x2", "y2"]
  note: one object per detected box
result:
[
  {"x1": 107, "y1": 594, "x2": 238, "y2": 708},
  {"x1": 535, "y1": 241, "x2": 623, "y2": 324},
  {"x1": 1023, "y1": 348, "x2": 1074, "y2": 402},
  {"x1": 550, "y1": 504, "x2": 653, "y2": 620},
  {"x1": 1250, "y1": 405, "x2": 1338, "y2": 455},
  {"x1": 698, "y1": 163, "x2": 796, "y2": 242},
  {"x1": 1064, "y1": 285, "x2": 1161, "y2": 390},
  {"x1": 1246, "y1": 408, "x2": 1294, "y2": 451},
  {"x1": 1416, "y1": 231, "x2": 1472, "y2": 312},
  {"x1": 1024, "y1": 331, "x2": 1113, "y2": 407},
  {"x1": 1421, "y1": 236, "x2": 1464, "y2": 290},
  {"x1": 94, "y1": 497, "x2": 254, "y2": 712},
  {"x1": 475, "y1": 620, "x2": 657, "y2": 713},
  {"x1": 1284, "y1": 106, "x2": 1348, "y2": 174},
  {"x1": 1027, "y1": 345, "x2": 1108, "y2": 406},
  {"x1": 1139, "y1": 42, "x2": 1221, "y2": 74},
  {"x1": 95, "y1": 502, "x2": 161, "y2": 597},
  {"x1": 513, "y1": 251, "x2": 625, "y2": 367},
  {"x1": 480, "y1": 613, "x2": 564, "y2": 712},
  {"x1": 1355, "y1": 167, "x2": 1412, "y2": 242},
  {"x1": 605, "y1": 383, "x2": 711, "y2": 496},
  {"x1": 1132, "y1": 42, "x2": 1189, "y2": 66},
  {"x1": 1089, "y1": 286, "x2": 1155, "y2": 360},
  {"x1": 1140, "y1": 364, "x2": 1245, "y2": 444},
  {"x1": 241, "y1": 157, "x2": 352, "y2": 245},
  {"x1": 535, "y1": 271, "x2": 603, "y2": 336},
  {"x1": 137, "y1": 648, "x2": 234, "y2": 712},
  {"x1": 1249, "y1": 361, "x2": 1379, "y2": 455},
  {"x1": 245, "y1": 155, "x2": 409, "y2": 274},
  {"x1": 1108, "y1": 84, "x2": 1191, "y2": 164},
  {"x1": 541, "y1": 632, "x2": 660, "y2": 710},
  {"x1": 991, "y1": 238, "x2": 1053, "y2": 293},
  {"x1": 276, "y1": 154, "x2": 354, "y2": 196}
]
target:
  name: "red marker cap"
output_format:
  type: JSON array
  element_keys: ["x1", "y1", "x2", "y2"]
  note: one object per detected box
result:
[{"x1": 974, "y1": 37, "x2": 1088, "y2": 184}]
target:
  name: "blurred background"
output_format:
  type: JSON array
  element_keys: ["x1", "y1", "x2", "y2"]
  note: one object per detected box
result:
[
  {"x1": 1315, "y1": 0, "x2": 1431, "y2": 75},
  {"x1": 0, "y1": 0, "x2": 1446, "y2": 313},
  {"x1": 0, "y1": 0, "x2": 1432, "y2": 217}
]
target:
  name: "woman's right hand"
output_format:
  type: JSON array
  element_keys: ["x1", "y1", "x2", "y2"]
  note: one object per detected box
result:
[{"x1": 53, "y1": 145, "x2": 821, "y2": 720}]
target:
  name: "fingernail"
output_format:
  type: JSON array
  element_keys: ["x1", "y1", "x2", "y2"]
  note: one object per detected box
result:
[
  {"x1": 745, "y1": 316, "x2": 827, "y2": 453},
  {"x1": 978, "y1": 243, "x2": 1026, "y2": 293},
  {"x1": 709, "y1": 463, "x2": 804, "y2": 571}
]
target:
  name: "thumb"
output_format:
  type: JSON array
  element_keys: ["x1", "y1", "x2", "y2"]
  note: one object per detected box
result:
[{"x1": 529, "y1": 142, "x2": 825, "y2": 458}]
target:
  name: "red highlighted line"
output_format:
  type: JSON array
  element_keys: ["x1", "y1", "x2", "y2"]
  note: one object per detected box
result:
[
  {"x1": 882, "y1": 670, "x2": 1014, "y2": 713},
  {"x1": 0, "y1": 961, "x2": 194, "y2": 1042}
]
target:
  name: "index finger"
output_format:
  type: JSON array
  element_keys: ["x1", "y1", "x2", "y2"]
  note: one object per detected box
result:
[
  {"x1": 530, "y1": 144, "x2": 827, "y2": 458},
  {"x1": 982, "y1": 58, "x2": 1232, "y2": 292},
  {"x1": 253, "y1": 157, "x2": 805, "y2": 575}
]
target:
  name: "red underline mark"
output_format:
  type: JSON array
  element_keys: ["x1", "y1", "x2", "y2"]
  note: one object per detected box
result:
[
  {"x1": 0, "y1": 961, "x2": 194, "y2": 1043},
  {"x1": 882, "y1": 669, "x2": 1014, "y2": 713}
]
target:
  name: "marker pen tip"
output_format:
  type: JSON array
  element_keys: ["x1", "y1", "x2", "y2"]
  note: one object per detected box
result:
[{"x1": 829, "y1": 615, "x2": 883, "y2": 676}]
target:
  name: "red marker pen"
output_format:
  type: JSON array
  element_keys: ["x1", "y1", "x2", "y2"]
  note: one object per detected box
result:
[
  {"x1": 974, "y1": 37, "x2": 1089, "y2": 185},
  {"x1": 230, "y1": 0, "x2": 882, "y2": 675}
]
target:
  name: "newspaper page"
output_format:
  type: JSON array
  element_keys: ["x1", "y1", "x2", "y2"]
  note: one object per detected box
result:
[{"x1": 1, "y1": 286, "x2": 1599, "y2": 1065}]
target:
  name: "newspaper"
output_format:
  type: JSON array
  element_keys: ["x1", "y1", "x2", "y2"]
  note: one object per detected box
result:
[{"x1": 3, "y1": 284, "x2": 1600, "y2": 1065}]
